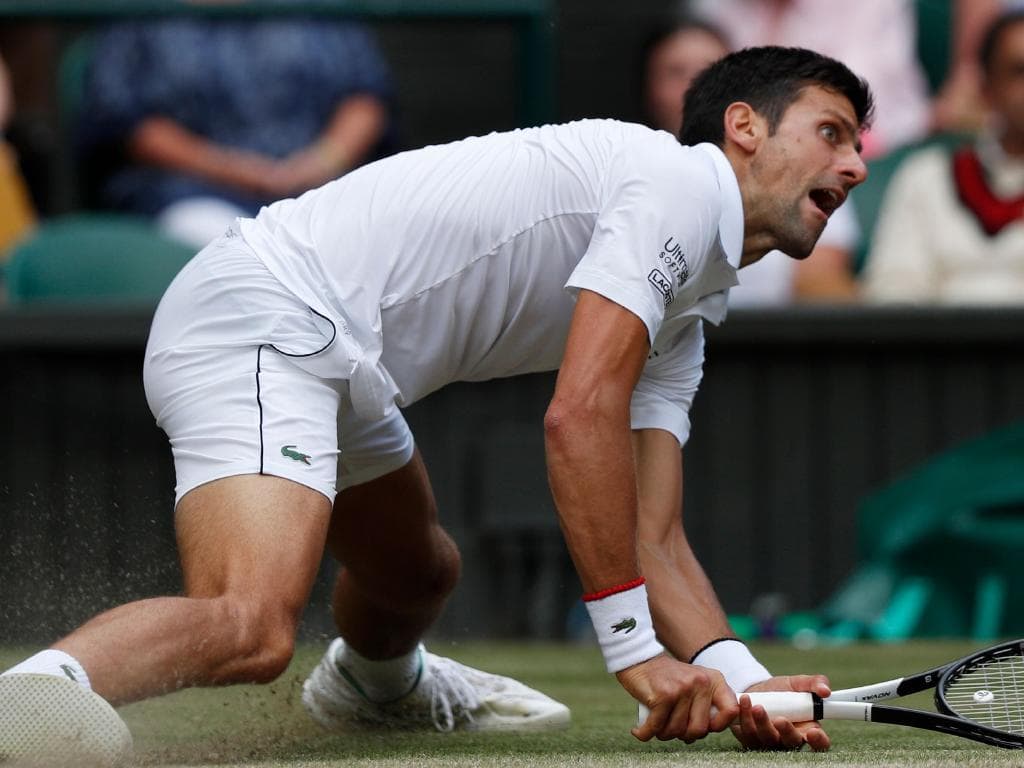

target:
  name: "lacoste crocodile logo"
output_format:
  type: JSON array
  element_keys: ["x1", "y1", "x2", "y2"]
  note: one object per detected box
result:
[
  {"x1": 281, "y1": 445, "x2": 312, "y2": 465},
  {"x1": 611, "y1": 617, "x2": 637, "y2": 634},
  {"x1": 59, "y1": 664, "x2": 78, "y2": 682}
]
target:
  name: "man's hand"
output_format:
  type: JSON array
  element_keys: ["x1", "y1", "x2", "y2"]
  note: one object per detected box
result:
[
  {"x1": 620, "y1": 655, "x2": 738, "y2": 742},
  {"x1": 264, "y1": 143, "x2": 343, "y2": 198},
  {"x1": 731, "y1": 675, "x2": 832, "y2": 751}
]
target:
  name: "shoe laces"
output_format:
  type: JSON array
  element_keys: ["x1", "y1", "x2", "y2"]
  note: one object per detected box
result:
[{"x1": 425, "y1": 656, "x2": 481, "y2": 732}]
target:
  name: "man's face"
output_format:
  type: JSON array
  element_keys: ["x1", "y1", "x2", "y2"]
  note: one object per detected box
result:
[
  {"x1": 748, "y1": 85, "x2": 867, "y2": 259},
  {"x1": 984, "y1": 22, "x2": 1024, "y2": 151}
]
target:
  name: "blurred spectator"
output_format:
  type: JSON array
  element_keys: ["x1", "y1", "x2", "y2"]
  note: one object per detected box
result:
[
  {"x1": 688, "y1": 0, "x2": 931, "y2": 159},
  {"x1": 641, "y1": 19, "x2": 729, "y2": 138},
  {"x1": 863, "y1": 9, "x2": 1024, "y2": 304},
  {"x1": 78, "y1": 14, "x2": 393, "y2": 248},
  {"x1": 0, "y1": 50, "x2": 37, "y2": 262},
  {"x1": 642, "y1": 14, "x2": 860, "y2": 304},
  {"x1": 932, "y1": 0, "x2": 1003, "y2": 132}
]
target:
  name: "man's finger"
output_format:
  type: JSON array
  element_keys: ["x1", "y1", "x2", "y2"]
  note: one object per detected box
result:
[
  {"x1": 751, "y1": 703, "x2": 782, "y2": 745},
  {"x1": 803, "y1": 724, "x2": 831, "y2": 752},
  {"x1": 785, "y1": 673, "x2": 832, "y2": 698},
  {"x1": 631, "y1": 702, "x2": 667, "y2": 742},
  {"x1": 680, "y1": 684, "x2": 711, "y2": 742},
  {"x1": 771, "y1": 717, "x2": 808, "y2": 750},
  {"x1": 707, "y1": 683, "x2": 739, "y2": 732}
]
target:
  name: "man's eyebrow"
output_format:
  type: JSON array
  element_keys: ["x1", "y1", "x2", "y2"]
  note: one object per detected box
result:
[{"x1": 823, "y1": 108, "x2": 863, "y2": 154}]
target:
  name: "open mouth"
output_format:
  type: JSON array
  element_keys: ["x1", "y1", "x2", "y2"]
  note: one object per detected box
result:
[{"x1": 809, "y1": 188, "x2": 844, "y2": 218}]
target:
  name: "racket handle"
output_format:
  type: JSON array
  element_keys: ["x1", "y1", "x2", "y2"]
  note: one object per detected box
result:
[{"x1": 637, "y1": 691, "x2": 819, "y2": 725}]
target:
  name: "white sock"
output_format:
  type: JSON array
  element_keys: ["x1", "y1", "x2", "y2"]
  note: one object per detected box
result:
[
  {"x1": 1, "y1": 649, "x2": 92, "y2": 692},
  {"x1": 333, "y1": 639, "x2": 423, "y2": 703}
]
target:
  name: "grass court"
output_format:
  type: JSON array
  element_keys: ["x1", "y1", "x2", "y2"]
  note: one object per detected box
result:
[{"x1": 4, "y1": 640, "x2": 1021, "y2": 767}]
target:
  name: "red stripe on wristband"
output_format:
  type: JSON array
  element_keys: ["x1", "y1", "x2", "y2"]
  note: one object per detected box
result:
[{"x1": 582, "y1": 576, "x2": 646, "y2": 603}]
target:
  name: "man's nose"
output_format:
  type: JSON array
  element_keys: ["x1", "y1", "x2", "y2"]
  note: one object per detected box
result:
[{"x1": 840, "y1": 147, "x2": 868, "y2": 188}]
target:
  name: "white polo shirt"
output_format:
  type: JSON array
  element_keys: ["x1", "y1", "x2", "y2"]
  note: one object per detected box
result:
[{"x1": 239, "y1": 119, "x2": 743, "y2": 445}]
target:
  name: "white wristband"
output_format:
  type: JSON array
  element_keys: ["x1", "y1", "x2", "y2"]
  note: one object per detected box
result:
[
  {"x1": 691, "y1": 638, "x2": 771, "y2": 695},
  {"x1": 583, "y1": 579, "x2": 665, "y2": 673}
]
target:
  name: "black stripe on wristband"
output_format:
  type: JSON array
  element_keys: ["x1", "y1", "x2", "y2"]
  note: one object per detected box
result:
[{"x1": 688, "y1": 636, "x2": 742, "y2": 664}]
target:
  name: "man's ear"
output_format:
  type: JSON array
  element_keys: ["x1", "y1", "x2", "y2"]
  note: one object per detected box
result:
[{"x1": 723, "y1": 102, "x2": 764, "y2": 154}]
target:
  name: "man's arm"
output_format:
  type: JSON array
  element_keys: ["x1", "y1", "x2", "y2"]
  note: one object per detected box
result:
[
  {"x1": 269, "y1": 95, "x2": 388, "y2": 196},
  {"x1": 633, "y1": 428, "x2": 831, "y2": 751},
  {"x1": 128, "y1": 117, "x2": 279, "y2": 197},
  {"x1": 634, "y1": 429, "x2": 733, "y2": 658},
  {"x1": 545, "y1": 289, "x2": 738, "y2": 742},
  {"x1": 127, "y1": 96, "x2": 387, "y2": 201}
]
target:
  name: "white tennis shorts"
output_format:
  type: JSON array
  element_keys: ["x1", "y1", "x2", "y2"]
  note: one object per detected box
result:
[{"x1": 143, "y1": 228, "x2": 414, "y2": 505}]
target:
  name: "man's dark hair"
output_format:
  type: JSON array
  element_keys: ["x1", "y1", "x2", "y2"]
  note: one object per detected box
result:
[
  {"x1": 979, "y1": 9, "x2": 1024, "y2": 78},
  {"x1": 679, "y1": 46, "x2": 874, "y2": 147}
]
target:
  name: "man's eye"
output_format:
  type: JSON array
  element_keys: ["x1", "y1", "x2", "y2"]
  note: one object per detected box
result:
[{"x1": 820, "y1": 125, "x2": 838, "y2": 142}]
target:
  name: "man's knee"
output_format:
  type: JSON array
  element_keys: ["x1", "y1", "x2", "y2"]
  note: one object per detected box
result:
[
  {"x1": 388, "y1": 524, "x2": 461, "y2": 607},
  {"x1": 215, "y1": 598, "x2": 299, "y2": 684},
  {"x1": 421, "y1": 526, "x2": 462, "y2": 601},
  {"x1": 350, "y1": 524, "x2": 462, "y2": 610}
]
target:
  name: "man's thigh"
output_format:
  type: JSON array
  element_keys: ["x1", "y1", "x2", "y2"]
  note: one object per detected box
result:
[
  {"x1": 329, "y1": 446, "x2": 451, "y2": 586},
  {"x1": 177, "y1": 473, "x2": 332, "y2": 607},
  {"x1": 143, "y1": 234, "x2": 348, "y2": 607}
]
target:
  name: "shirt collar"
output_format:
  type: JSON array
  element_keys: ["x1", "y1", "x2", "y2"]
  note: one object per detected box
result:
[{"x1": 693, "y1": 142, "x2": 744, "y2": 269}]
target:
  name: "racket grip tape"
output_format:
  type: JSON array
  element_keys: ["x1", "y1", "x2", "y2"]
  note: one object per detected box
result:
[{"x1": 637, "y1": 691, "x2": 822, "y2": 725}]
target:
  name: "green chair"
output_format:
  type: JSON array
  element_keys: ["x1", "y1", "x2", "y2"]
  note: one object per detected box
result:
[
  {"x1": 915, "y1": 0, "x2": 953, "y2": 94},
  {"x1": 817, "y1": 420, "x2": 1024, "y2": 641},
  {"x1": 6, "y1": 214, "x2": 195, "y2": 306},
  {"x1": 850, "y1": 131, "x2": 971, "y2": 272}
]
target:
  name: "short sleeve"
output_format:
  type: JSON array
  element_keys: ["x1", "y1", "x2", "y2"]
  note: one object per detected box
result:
[
  {"x1": 630, "y1": 316, "x2": 705, "y2": 445},
  {"x1": 566, "y1": 136, "x2": 721, "y2": 345}
]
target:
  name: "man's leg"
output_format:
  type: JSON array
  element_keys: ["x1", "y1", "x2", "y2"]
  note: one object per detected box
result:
[
  {"x1": 52, "y1": 473, "x2": 331, "y2": 705},
  {"x1": 302, "y1": 447, "x2": 570, "y2": 732},
  {"x1": 328, "y1": 447, "x2": 459, "y2": 661}
]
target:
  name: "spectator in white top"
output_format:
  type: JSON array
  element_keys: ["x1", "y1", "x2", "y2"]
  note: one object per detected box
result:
[{"x1": 864, "y1": 8, "x2": 1024, "y2": 303}]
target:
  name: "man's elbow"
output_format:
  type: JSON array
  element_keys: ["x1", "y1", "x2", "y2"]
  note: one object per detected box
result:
[{"x1": 543, "y1": 400, "x2": 574, "y2": 448}]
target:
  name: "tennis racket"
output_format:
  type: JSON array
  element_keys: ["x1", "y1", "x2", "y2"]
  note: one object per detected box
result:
[{"x1": 637, "y1": 638, "x2": 1024, "y2": 748}]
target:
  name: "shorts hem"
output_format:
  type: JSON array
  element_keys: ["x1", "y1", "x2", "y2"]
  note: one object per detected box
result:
[
  {"x1": 175, "y1": 467, "x2": 336, "y2": 507},
  {"x1": 337, "y1": 440, "x2": 415, "y2": 492}
]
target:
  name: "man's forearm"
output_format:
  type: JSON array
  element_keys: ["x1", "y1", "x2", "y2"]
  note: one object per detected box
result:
[
  {"x1": 544, "y1": 290, "x2": 653, "y2": 593},
  {"x1": 544, "y1": 404, "x2": 640, "y2": 593},
  {"x1": 632, "y1": 430, "x2": 733, "y2": 660},
  {"x1": 128, "y1": 117, "x2": 272, "y2": 193},
  {"x1": 640, "y1": 531, "x2": 734, "y2": 660},
  {"x1": 314, "y1": 95, "x2": 388, "y2": 174}
]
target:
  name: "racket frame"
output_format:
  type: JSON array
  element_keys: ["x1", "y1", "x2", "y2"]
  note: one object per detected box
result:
[
  {"x1": 635, "y1": 639, "x2": 1024, "y2": 749},
  {"x1": 793, "y1": 639, "x2": 1024, "y2": 749}
]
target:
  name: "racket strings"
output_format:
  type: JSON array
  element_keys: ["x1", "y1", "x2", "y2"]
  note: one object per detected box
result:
[{"x1": 943, "y1": 652, "x2": 1024, "y2": 735}]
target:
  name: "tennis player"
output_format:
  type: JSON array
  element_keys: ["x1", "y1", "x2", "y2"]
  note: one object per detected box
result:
[{"x1": 1, "y1": 45, "x2": 871, "y2": 761}]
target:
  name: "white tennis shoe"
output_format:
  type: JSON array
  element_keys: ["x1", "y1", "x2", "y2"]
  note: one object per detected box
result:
[
  {"x1": 0, "y1": 673, "x2": 133, "y2": 767},
  {"x1": 302, "y1": 638, "x2": 571, "y2": 733}
]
